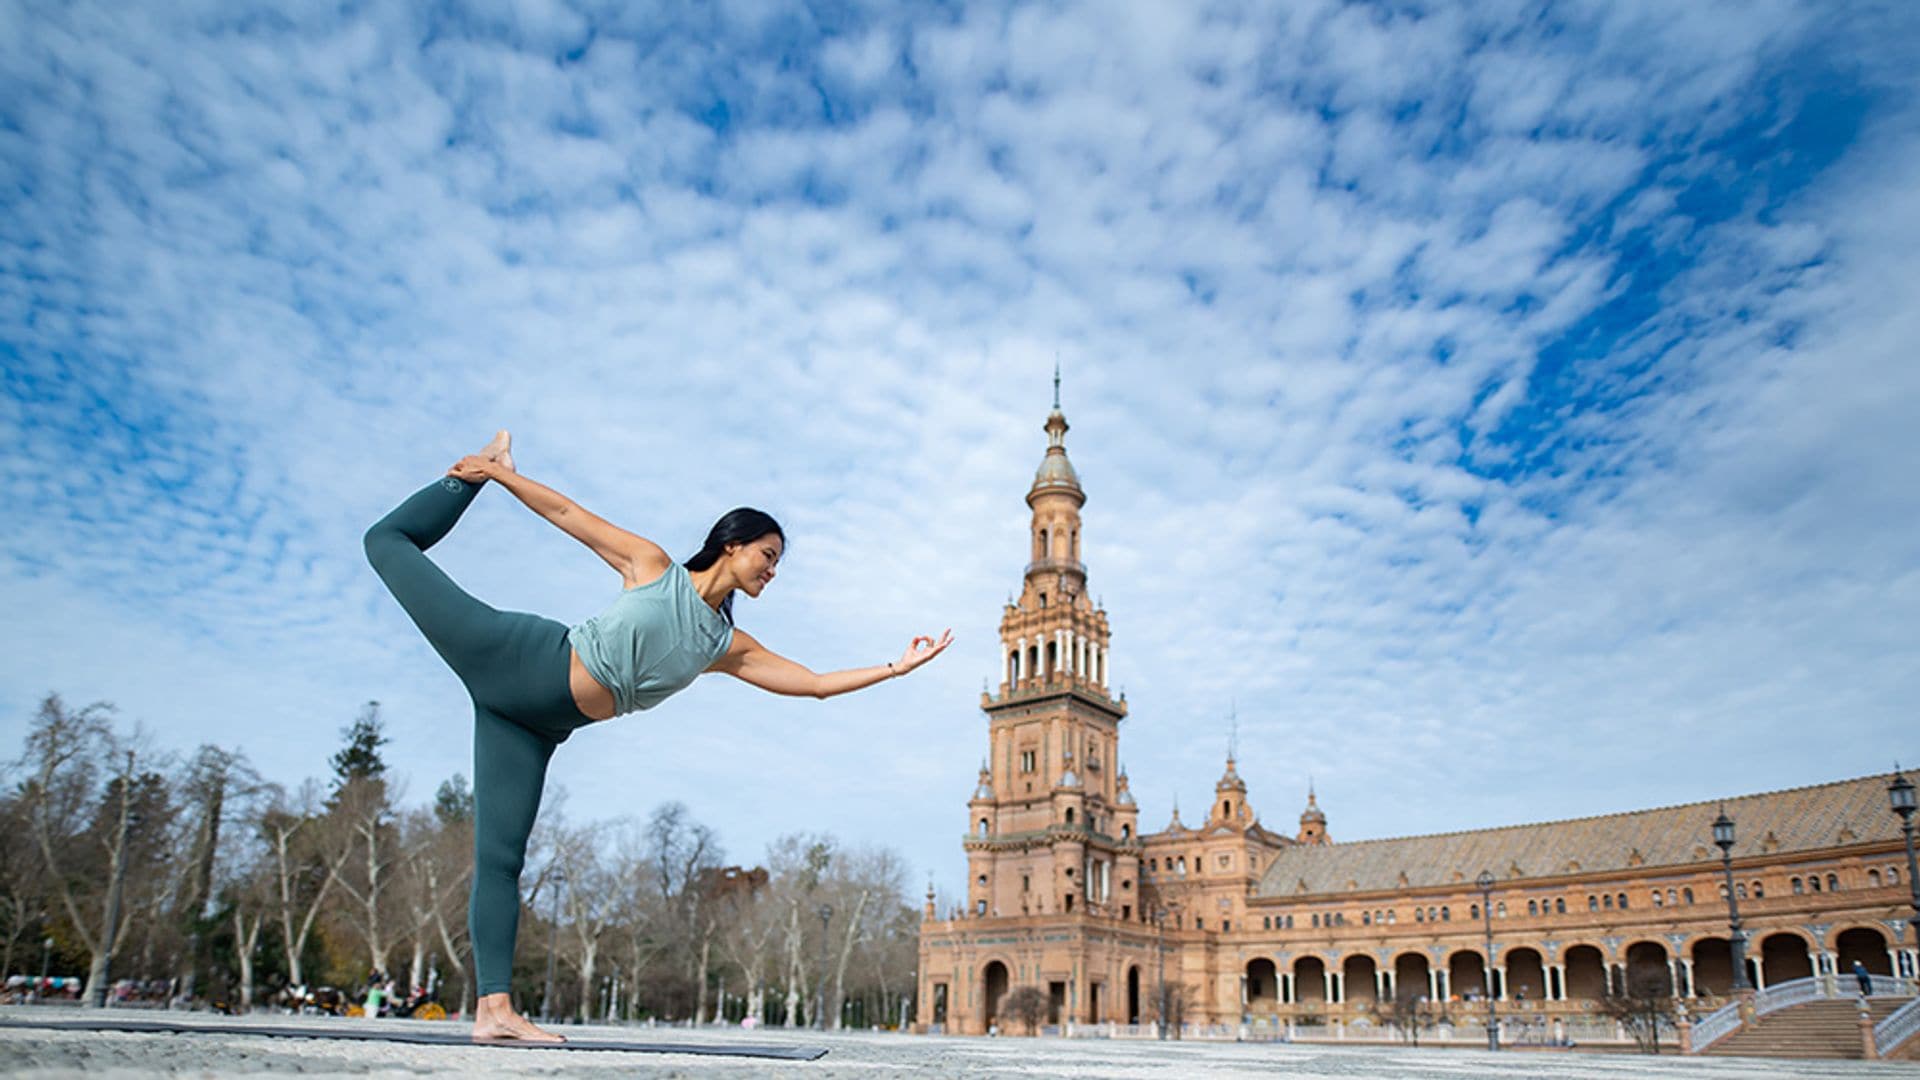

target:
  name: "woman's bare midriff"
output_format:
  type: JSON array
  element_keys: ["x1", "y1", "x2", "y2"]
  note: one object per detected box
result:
[{"x1": 568, "y1": 650, "x2": 618, "y2": 722}]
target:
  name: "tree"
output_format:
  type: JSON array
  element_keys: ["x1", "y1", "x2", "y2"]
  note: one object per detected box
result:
[
  {"x1": 329, "y1": 702, "x2": 388, "y2": 794},
  {"x1": 1598, "y1": 968, "x2": 1677, "y2": 1053},
  {"x1": 1370, "y1": 988, "x2": 1442, "y2": 1046},
  {"x1": 171, "y1": 744, "x2": 262, "y2": 1004},
  {"x1": 1000, "y1": 985, "x2": 1050, "y2": 1035},
  {"x1": 259, "y1": 781, "x2": 347, "y2": 990},
  {"x1": 324, "y1": 704, "x2": 400, "y2": 978},
  {"x1": 433, "y1": 774, "x2": 474, "y2": 826}
]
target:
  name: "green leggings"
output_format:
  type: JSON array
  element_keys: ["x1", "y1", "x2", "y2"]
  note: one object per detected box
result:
[{"x1": 363, "y1": 477, "x2": 592, "y2": 997}]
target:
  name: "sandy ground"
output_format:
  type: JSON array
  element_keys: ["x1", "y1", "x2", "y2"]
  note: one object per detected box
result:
[{"x1": 3, "y1": 1007, "x2": 1919, "y2": 1078}]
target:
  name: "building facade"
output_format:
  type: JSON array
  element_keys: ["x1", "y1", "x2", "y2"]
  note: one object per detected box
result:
[{"x1": 915, "y1": 395, "x2": 1919, "y2": 1035}]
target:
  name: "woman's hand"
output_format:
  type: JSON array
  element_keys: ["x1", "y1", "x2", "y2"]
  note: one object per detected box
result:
[
  {"x1": 893, "y1": 630, "x2": 954, "y2": 676},
  {"x1": 446, "y1": 454, "x2": 498, "y2": 483}
]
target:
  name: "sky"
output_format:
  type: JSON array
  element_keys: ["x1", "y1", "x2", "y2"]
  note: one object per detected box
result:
[{"x1": 4, "y1": 0, "x2": 1918, "y2": 903}]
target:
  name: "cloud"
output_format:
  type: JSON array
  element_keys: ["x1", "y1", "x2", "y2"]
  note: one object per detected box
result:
[{"x1": 2, "y1": 0, "x2": 1917, "y2": 898}]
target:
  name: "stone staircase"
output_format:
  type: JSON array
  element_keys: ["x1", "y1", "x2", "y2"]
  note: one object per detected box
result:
[{"x1": 1705, "y1": 998, "x2": 1907, "y2": 1060}]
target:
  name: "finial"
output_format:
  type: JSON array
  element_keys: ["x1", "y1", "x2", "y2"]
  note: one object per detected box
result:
[
  {"x1": 1053, "y1": 357, "x2": 1061, "y2": 409},
  {"x1": 1227, "y1": 701, "x2": 1239, "y2": 763}
]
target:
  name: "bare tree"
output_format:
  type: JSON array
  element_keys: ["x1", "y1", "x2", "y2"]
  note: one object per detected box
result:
[
  {"x1": 170, "y1": 745, "x2": 262, "y2": 1005},
  {"x1": 1598, "y1": 969, "x2": 1676, "y2": 1053},
  {"x1": 1001, "y1": 985, "x2": 1050, "y2": 1035},
  {"x1": 260, "y1": 781, "x2": 347, "y2": 990}
]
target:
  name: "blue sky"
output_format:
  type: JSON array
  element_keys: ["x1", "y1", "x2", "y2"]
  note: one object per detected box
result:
[{"x1": 3, "y1": 0, "x2": 1918, "y2": 900}]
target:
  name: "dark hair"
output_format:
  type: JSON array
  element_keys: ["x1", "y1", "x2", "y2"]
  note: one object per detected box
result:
[{"x1": 684, "y1": 508, "x2": 785, "y2": 625}]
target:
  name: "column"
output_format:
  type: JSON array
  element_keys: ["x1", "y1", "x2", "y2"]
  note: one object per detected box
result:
[
  {"x1": 1497, "y1": 965, "x2": 1509, "y2": 1002},
  {"x1": 1015, "y1": 638, "x2": 1026, "y2": 683},
  {"x1": 1552, "y1": 965, "x2": 1566, "y2": 1001},
  {"x1": 1428, "y1": 968, "x2": 1440, "y2": 1000},
  {"x1": 1281, "y1": 972, "x2": 1292, "y2": 1004},
  {"x1": 1323, "y1": 969, "x2": 1335, "y2": 1005},
  {"x1": 1754, "y1": 956, "x2": 1768, "y2": 991},
  {"x1": 1680, "y1": 958, "x2": 1695, "y2": 998},
  {"x1": 1381, "y1": 970, "x2": 1393, "y2": 1000},
  {"x1": 1100, "y1": 646, "x2": 1110, "y2": 688}
]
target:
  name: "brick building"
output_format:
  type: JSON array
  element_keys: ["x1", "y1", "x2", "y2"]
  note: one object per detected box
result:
[{"x1": 915, "y1": 393, "x2": 1918, "y2": 1035}]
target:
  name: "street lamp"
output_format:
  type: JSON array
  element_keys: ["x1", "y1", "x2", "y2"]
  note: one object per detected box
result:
[
  {"x1": 1889, "y1": 770, "x2": 1919, "y2": 982},
  {"x1": 1476, "y1": 870, "x2": 1497, "y2": 1051},
  {"x1": 541, "y1": 870, "x2": 567, "y2": 1023},
  {"x1": 1712, "y1": 807, "x2": 1751, "y2": 992},
  {"x1": 40, "y1": 936, "x2": 53, "y2": 982},
  {"x1": 816, "y1": 904, "x2": 833, "y2": 1031}
]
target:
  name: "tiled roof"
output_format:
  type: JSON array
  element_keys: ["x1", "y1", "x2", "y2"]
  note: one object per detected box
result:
[{"x1": 1254, "y1": 774, "x2": 1909, "y2": 898}]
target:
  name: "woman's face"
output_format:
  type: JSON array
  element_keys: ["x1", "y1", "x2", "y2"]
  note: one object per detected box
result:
[{"x1": 727, "y1": 533, "x2": 784, "y2": 597}]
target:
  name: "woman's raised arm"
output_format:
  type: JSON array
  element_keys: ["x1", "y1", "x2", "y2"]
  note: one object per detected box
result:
[
  {"x1": 711, "y1": 628, "x2": 953, "y2": 698},
  {"x1": 446, "y1": 455, "x2": 671, "y2": 586}
]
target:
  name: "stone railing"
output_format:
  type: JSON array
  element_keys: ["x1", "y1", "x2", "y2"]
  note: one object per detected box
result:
[
  {"x1": 1690, "y1": 999, "x2": 1744, "y2": 1050},
  {"x1": 1754, "y1": 976, "x2": 1829, "y2": 1018},
  {"x1": 1877, "y1": 996, "x2": 1920, "y2": 1059}
]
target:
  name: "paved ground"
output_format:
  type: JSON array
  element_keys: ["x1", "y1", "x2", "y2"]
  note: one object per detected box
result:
[{"x1": 3, "y1": 1007, "x2": 1918, "y2": 1078}]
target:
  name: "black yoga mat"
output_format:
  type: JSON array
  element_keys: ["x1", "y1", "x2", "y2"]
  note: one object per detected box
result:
[{"x1": 0, "y1": 1016, "x2": 829, "y2": 1060}]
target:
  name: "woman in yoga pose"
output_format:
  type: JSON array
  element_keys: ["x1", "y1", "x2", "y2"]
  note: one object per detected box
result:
[{"x1": 363, "y1": 432, "x2": 951, "y2": 1042}]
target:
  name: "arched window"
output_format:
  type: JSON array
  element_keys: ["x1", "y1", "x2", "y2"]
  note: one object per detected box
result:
[
  {"x1": 1441, "y1": 906, "x2": 1450, "y2": 921},
  {"x1": 1386, "y1": 910, "x2": 1395, "y2": 924},
  {"x1": 1652, "y1": 891, "x2": 1664, "y2": 908},
  {"x1": 977, "y1": 818, "x2": 989, "y2": 836},
  {"x1": 1810, "y1": 876, "x2": 1822, "y2": 893},
  {"x1": 1826, "y1": 873, "x2": 1840, "y2": 892},
  {"x1": 1735, "y1": 883, "x2": 1747, "y2": 900},
  {"x1": 1556, "y1": 898, "x2": 1567, "y2": 914},
  {"x1": 1588, "y1": 895, "x2": 1598, "y2": 911},
  {"x1": 1666, "y1": 888, "x2": 1676, "y2": 906},
  {"x1": 1683, "y1": 887, "x2": 1694, "y2": 904},
  {"x1": 1121, "y1": 825, "x2": 1131, "y2": 841},
  {"x1": 1065, "y1": 807, "x2": 1075, "y2": 826},
  {"x1": 1870, "y1": 869, "x2": 1883, "y2": 887},
  {"x1": 1363, "y1": 912, "x2": 1372, "y2": 926},
  {"x1": 1223, "y1": 800, "x2": 1232, "y2": 817},
  {"x1": 1414, "y1": 908, "x2": 1424, "y2": 923},
  {"x1": 1065, "y1": 894, "x2": 1073, "y2": 912},
  {"x1": 1496, "y1": 902, "x2": 1506, "y2": 918},
  {"x1": 1527, "y1": 900, "x2": 1538, "y2": 916},
  {"x1": 975, "y1": 899, "x2": 986, "y2": 915},
  {"x1": 1312, "y1": 913, "x2": 1321, "y2": 928},
  {"x1": 1336, "y1": 913, "x2": 1345, "y2": 926},
  {"x1": 1603, "y1": 894, "x2": 1613, "y2": 910},
  {"x1": 1617, "y1": 892, "x2": 1628, "y2": 909},
  {"x1": 1751, "y1": 881, "x2": 1764, "y2": 899},
  {"x1": 1469, "y1": 904, "x2": 1478, "y2": 920},
  {"x1": 1177, "y1": 856, "x2": 1187, "y2": 876},
  {"x1": 1287, "y1": 915, "x2": 1295, "y2": 928},
  {"x1": 1892, "y1": 867, "x2": 1903, "y2": 886}
]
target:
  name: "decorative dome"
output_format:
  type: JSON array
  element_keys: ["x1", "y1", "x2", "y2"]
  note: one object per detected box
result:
[
  {"x1": 1116, "y1": 787, "x2": 1135, "y2": 806},
  {"x1": 1059, "y1": 769, "x2": 1080, "y2": 788},
  {"x1": 1300, "y1": 790, "x2": 1326, "y2": 825}
]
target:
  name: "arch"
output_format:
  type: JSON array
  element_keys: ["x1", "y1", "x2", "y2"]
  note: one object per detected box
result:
[
  {"x1": 1691, "y1": 937, "x2": 1736, "y2": 997},
  {"x1": 1343, "y1": 954, "x2": 1379, "y2": 1005},
  {"x1": 1506, "y1": 947, "x2": 1546, "y2": 1004},
  {"x1": 1126, "y1": 965, "x2": 1141, "y2": 1024},
  {"x1": 976, "y1": 818, "x2": 988, "y2": 836},
  {"x1": 1448, "y1": 950, "x2": 1487, "y2": 1001},
  {"x1": 983, "y1": 961, "x2": 1010, "y2": 1033},
  {"x1": 1065, "y1": 807, "x2": 1075, "y2": 826},
  {"x1": 1293, "y1": 956, "x2": 1328, "y2": 1005},
  {"x1": 1246, "y1": 958, "x2": 1278, "y2": 1010},
  {"x1": 1394, "y1": 953, "x2": 1431, "y2": 1003},
  {"x1": 1564, "y1": 944, "x2": 1608, "y2": 1001},
  {"x1": 1760, "y1": 931, "x2": 1813, "y2": 983},
  {"x1": 1121, "y1": 824, "x2": 1131, "y2": 841},
  {"x1": 1625, "y1": 941, "x2": 1671, "y2": 997},
  {"x1": 1836, "y1": 927, "x2": 1892, "y2": 976}
]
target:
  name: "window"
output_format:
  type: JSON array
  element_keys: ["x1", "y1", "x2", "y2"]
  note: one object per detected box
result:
[
  {"x1": 1826, "y1": 873, "x2": 1840, "y2": 892},
  {"x1": 1604, "y1": 894, "x2": 1613, "y2": 910},
  {"x1": 1736, "y1": 883, "x2": 1747, "y2": 900},
  {"x1": 1178, "y1": 856, "x2": 1187, "y2": 876},
  {"x1": 1223, "y1": 919, "x2": 1231, "y2": 932},
  {"x1": 1149, "y1": 858, "x2": 1157, "y2": 872},
  {"x1": 1556, "y1": 898, "x2": 1566, "y2": 914},
  {"x1": 1336, "y1": 913, "x2": 1346, "y2": 926},
  {"x1": 1022, "y1": 874, "x2": 1030, "y2": 892},
  {"x1": 1652, "y1": 891, "x2": 1664, "y2": 908},
  {"x1": 1810, "y1": 876, "x2": 1822, "y2": 893},
  {"x1": 1286, "y1": 915, "x2": 1295, "y2": 929},
  {"x1": 1020, "y1": 750, "x2": 1037, "y2": 773},
  {"x1": 975, "y1": 899, "x2": 986, "y2": 915},
  {"x1": 1123, "y1": 904, "x2": 1131, "y2": 921},
  {"x1": 1219, "y1": 854, "x2": 1231, "y2": 869},
  {"x1": 977, "y1": 874, "x2": 987, "y2": 886},
  {"x1": 1469, "y1": 904, "x2": 1478, "y2": 920},
  {"x1": 1264, "y1": 916, "x2": 1271, "y2": 929},
  {"x1": 1386, "y1": 910, "x2": 1395, "y2": 924},
  {"x1": 1527, "y1": 900, "x2": 1538, "y2": 916},
  {"x1": 1665, "y1": 888, "x2": 1676, "y2": 906},
  {"x1": 1065, "y1": 808, "x2": 1075, "y2": 825},
  {"x1": 1870, "y1": 869, "x2": 1883, "y2": 887},
  {"x1": 1441, "y1": 906, "x2": 1450, "y2": 922},
  {"x1": 1121, "y1": 825, "x2": 1131, "y2": 840},
  {"x1": 1223, "y1": 800, "x2": 1232, "y2": 817},
  {"x1": 1414, "y1": 908, "x2": 1424, "y2": 923},
  {"x1": 1496, "y1": 902, "x2": 1506, "y2": 918},
  {"x1": 1683, "y1": 887, "x2": 1694, "y2": 904},
  {"x1": 1065, "y1": 894, "x2": 1073, "y2": 911},
  {"x1": 1363, "y1": 912, "x2": 1372, "y2": 926},
  {"x1": 1195, "y1": 917, "x2": 1203, "y2": 929},
  {"x1": 977, "y1": 818, "x2": 989, "y2": 836},
  {"x1": 1313, "y1": 913, "x2": 1321, "y2": 928},
  {"x1": 1617, "y1": 892, "x2": 1628, "y2": 910},
  {"x1": 1588, "y1": 895, "x2": 1598, "y2": 912},
  {"x1": 1751, "y1": 881, "x2": 1764, "y2": 899}
]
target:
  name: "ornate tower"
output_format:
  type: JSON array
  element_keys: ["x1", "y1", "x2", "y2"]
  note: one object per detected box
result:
[
  {"x1": 964, "y1": 377, "x2": 1140, "y2": 922},
  {"x1": 1297, "y1": 785, "x2": 1330, "y2": 845}
]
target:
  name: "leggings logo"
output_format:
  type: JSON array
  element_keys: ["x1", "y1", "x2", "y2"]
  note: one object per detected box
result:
[{"x1": 441, "y1": 477, "x2": 465, "y2": 493}]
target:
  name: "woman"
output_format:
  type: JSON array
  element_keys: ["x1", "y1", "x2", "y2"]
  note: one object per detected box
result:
[{"x1": 363, "y1": 432, "x2": 951, "y2": 1042}]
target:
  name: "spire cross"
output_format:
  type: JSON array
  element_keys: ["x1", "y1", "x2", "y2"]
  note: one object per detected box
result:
[{"x1": 1053, "y1": 359, "x2": 1061, "y2": 409}]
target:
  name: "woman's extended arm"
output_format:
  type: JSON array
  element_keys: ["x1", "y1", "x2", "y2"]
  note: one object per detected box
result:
[
  {"x1": 446, "y1": 455, "x2": 670, "y2": 585},
  {"x1": 712, "y1": 628, "x2": 953, "y2": 698}
]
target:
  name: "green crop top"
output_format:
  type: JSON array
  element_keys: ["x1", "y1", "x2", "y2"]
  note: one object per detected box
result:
[{"x1": 567, "y1": 563, "x2": 735, "y2": 715}]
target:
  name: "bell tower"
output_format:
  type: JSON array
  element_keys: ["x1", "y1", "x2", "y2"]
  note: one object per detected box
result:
[{"x1": 963, "y1": 373, "x2": 1140, "y2": 923}]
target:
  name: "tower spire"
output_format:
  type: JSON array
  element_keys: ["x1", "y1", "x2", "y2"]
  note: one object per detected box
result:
[{"x1": 1053, "y1": 358, "x2": 1061, "y2": 409}]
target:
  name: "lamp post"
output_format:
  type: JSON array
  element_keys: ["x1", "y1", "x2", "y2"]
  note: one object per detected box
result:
[
  {"x1": 1153, "y1": 905, "x2": 1168, "y2": 1040},
  {"x1": 1476, "y1": 870, "x2": 1497, "y2": 1051},
  {"x1": 540, "y1": 870, "x2": 566, "y2": 1023},
  {"x1": 1890, "y1": 770, "x2": 1919, "y2": 983},
  {"x1": 40, "y1": 936, "x2": 53, "y2": 982},
  {"x1": 816, "y1": 904, "x2": 833, "y2": 1031},
  {"x1": 1711, "y1": 807, "x2": 1751, "y2": 992}
]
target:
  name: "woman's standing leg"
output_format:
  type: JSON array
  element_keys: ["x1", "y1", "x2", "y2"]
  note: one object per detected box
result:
[{"x1": 469, "y1": 705, "x2": 557, "y2": 998}]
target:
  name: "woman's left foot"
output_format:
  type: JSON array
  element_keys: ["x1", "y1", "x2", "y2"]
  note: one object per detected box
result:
[{"x1": 480, "y1": 430, "x2": 515, "y2": 474}]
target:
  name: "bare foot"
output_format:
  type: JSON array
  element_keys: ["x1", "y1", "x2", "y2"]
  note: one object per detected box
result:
[
  {"x1": 470, "y1": 992, "x2": 563, "y2": 1043},
  {"x1": 480, "y1": 430, "x2": 515, "y2": 474}
]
